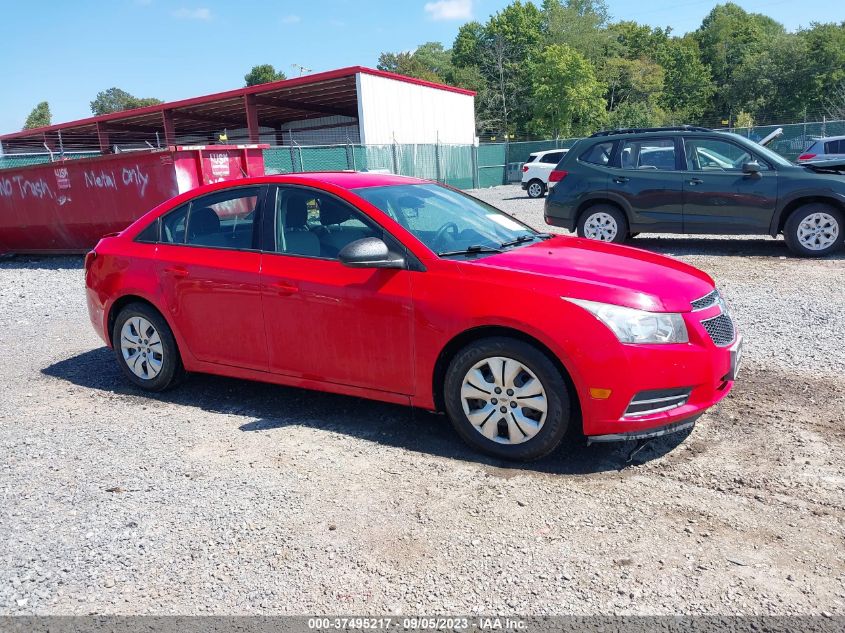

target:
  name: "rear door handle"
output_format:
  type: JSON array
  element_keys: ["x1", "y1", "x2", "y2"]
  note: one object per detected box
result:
[
  {"x1": 271, "y1": 280, "x2": 299, "y2": 296},
  {"x1": 613, "y1": 176, "x2": 629, "y2": 184},
  {"x1": 163, "y1": 267, "x2": 189, "y2": 278},
  {"x1": 688, "y1": 178, "x2": 704, "y2": 186}
]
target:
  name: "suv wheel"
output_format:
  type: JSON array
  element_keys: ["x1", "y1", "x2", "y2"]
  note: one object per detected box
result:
[
  {"x1": 784, "y1": 203, "x2": 844, "y2": 257},
  {"x1": 444, "y1": 337, "x2": 570, "y2": 461},
  {"x1": 577, "y1": 205, "x2": 628, "y2": 244},
  {"x1": 526, "y1": 180, "x2": 545, "y2": 199}
]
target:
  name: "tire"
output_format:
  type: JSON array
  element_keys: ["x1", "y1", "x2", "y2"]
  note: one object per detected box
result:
[
  {"x1": 112, "y1": 302, "x2": 183, "y2": 392},
  {"x1": 577, "y1": 205, "x2": 629, "y2": 244},
  {"x1": 526, "y1": 179, "x2": 546, "y2": 199},
  {"x1": 443, "y1": 337, "x2": 571, "y2": 461},
  {"x1": 783, "y1": 203, "x2": 844, "y2": 257}
]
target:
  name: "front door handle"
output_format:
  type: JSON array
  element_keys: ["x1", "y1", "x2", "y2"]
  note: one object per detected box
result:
[
  {"x1": 613, "y1": 176, "x2": 630, "y2": 184},
  {"x1": 163, "y1": 266, "x2": 189, "y2": 278},
  {"x1": 272, "y1": 280, "x2": 299, "y2": 296},
  {"x1": 688, "y1": 177, "x2": 704, "y2": 186}
]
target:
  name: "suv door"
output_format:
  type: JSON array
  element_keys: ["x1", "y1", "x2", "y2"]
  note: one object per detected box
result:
[
  {"x1": 606, "y1": 137, "x2": 685, "y2": 232},
  {"x1": 680, "y1": 136, "x2": 778, "y2": 234},
  {"x1": 259, "y1": 185, "x2": 415, "y2": 395},
  {"x1": 155, "y1": 185, "x2": 268, "y2": 371}
]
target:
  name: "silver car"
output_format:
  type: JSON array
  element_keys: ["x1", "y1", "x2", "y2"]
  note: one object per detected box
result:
[{"x1": 798, "y1": 135, "x2": 845, "y2": 163}]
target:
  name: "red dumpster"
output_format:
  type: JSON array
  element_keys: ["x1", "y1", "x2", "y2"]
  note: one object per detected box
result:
[{"x1": 0, "y1": 144, "x2": 267, "y2": 254}]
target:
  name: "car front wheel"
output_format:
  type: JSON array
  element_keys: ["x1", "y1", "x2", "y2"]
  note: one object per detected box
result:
[
  {"x1": 784, "y1": 204, "x2": 844, "y2": 257},
  {"x1": 577, "y1": 205, "x2": 629, "y2": 244},
  {"x1": 526, "y1": 179, "x2": 545, "y2": 199},
  {"x1": 113, "y1": 302, "x2": 183, "y2": 391},
  {"x1": 444, "y1": 337, "x2": 571, "y2": 461}
]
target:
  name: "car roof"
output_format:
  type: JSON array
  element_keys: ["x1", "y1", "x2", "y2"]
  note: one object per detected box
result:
[
  {"x1": 275, "y1": 171, "x2": 428, "y2": 189},
  {"x1": 813, "y1": 135, "x2": 845, "y2": 143}
]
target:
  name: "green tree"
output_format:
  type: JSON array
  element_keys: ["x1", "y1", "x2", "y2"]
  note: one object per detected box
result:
[
  {"x1": 610, "y1": 20, "x2": 670, "y2": 60},
  {"x1": 23, "y1": 101, "x2": 51, "y2": 129},
  {"x1": 603, "y1": 56, "x2": 665, "y2": 112},
  {"x1": 608, "y1": 101, "x2": 668, "y2": 129},
  {"x1": 451, "y1": 21, "x2": 485, "y2": 68},
  {"x1": 656, "y1": 36, "x2": 714, "y2": 122},
  {"x1": 377, "y1": 43, "x2": 452, "y2": 83},
  {"x1": 244, "y1": 64, "x2": 287, "y2": 86},
  {"x1": 530, "y1": 44, "x2": 606, "y2": 137},
  {"x1": 693, "y1": 3, "x2": 785, "y2": 118},
  {"x1": 541, "y1": 0, "x2": 616, "y2": 64},
  {"x1": 801, "y1": 22, "x2": 845, "y2": 115},
  {"x1": 90, "y1": 88, "x2": 163, "y2": 115}
]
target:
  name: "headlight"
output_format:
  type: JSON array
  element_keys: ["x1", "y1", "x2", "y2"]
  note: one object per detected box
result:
[{"x1": 565, "y1": 298, "x2": 688, "y2": 344}]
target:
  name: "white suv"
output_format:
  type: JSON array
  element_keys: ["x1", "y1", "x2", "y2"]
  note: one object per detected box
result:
[{"x1": 520, "y1": 149, "x2": 568, "y2": 198}]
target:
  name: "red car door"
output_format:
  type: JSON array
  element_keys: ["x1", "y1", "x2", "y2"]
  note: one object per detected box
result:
[
  {"x1": 155, "y1": 186, "x2": 268, "y2": 371},
  {"x1": 259, "y1": 185, "x2": 415, "y2": 395}
]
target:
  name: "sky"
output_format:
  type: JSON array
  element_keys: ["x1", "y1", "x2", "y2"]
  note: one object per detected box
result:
[{"x1": 0, "y1": 0, "x2": 842, "y2": 134}]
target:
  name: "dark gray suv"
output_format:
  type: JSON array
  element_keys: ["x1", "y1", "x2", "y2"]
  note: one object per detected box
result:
[{"x1": 544, "y1": 126, "x2": 845, "y2": 256}]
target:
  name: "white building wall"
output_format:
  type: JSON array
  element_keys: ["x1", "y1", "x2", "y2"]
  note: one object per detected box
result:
[{"x1": 356, "y1": 72, "x2": 476, "y2": 145}]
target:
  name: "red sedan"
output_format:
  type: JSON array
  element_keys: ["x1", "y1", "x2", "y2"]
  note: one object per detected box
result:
[{"x1": 85, "y1": 173, "x2": 741, "y2": 461}]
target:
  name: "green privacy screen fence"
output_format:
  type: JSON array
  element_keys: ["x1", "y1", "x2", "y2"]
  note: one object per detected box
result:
[{"x1": 262, "y1": 139, "x2": 581, "y2": 190}]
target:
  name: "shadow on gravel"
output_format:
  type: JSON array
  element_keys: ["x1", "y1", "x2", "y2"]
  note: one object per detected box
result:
[
  {"x1": 629, "y1": 236, "x2": 845, "y2": 259},
  {"x1": 42, "y1": 347, "x2": 690, "y2": 476},
  {"x1": 0, "y1": 255, "x2": 84, "y2": 270}
]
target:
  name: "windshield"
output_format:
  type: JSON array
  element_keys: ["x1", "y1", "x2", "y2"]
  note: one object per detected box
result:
[
  {"x1": 351, "y1": 183, "x2": 540, "y2": 257},
  {"x1": 725, "y1": 132, "x2": 794, "y2": 167}
]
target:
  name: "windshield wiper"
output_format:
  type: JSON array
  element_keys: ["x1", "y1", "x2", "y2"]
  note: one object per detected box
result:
[
  {"x1": 437, "y1": 244, "x2": 503, "y2": 257},
  {"x1": 499, "y1": 232, "x2": 553, "y2": 249}
]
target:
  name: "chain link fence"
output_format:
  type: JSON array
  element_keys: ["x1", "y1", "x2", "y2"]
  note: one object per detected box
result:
[{"x1": 5, "y1": 119, "x2": 844, "y2": 188}]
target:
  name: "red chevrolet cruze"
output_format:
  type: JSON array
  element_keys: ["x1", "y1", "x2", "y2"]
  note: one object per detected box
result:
[{"x1": 85, "y1": 173, "x2": 741, "y2": 461}]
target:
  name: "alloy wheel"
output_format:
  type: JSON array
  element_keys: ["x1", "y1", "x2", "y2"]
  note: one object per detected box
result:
[
  {"x1": 797, "y1": 212, "x2": 839, "y2": 251},
  {"x1": 583, "y1": 212, "x2": 618, "y2": 241},
  {"x1": 120, "y1": 316, "x2": 164, "y2": 380},
  {"x1": 528, "y1": 182, "x2": 543, "y2": 198},
  {"x1": 460, "y1": 356, "x2": 548, "y2": 445}
]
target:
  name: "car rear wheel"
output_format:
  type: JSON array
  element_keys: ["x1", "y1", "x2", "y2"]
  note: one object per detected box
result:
[
  {"x1": 577, "y1": 205, "x2": 628, "y2": 244},
  {"x1": 444, "y1": 337, "x2": 570, "y2": 461},
  {"x1": 113, "y1": 302, "x2": 183, "y2": 391},
  {"x1": 784, "y1": 204, "x2": 844, "y2": 257},
  {"x1": 526, "y1": 180, "x2": 545, "y2": 199}
]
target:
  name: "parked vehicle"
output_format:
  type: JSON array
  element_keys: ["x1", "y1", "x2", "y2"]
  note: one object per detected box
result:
[
  {"x1": 797, "y1": 135, "x2": 845, "y2": 163},
  {"x1": 544, "y1": 126, "x2": 845, "y2": 256},
  {"x1": 521, "y1": 149, "x2": 569, "y2": 198},
  {"x1": 86, "y1": 172, "x2": 740, "y2": 461}
]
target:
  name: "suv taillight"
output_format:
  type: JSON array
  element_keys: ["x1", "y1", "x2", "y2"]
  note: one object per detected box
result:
[
  {"x1": 549, "y1": 170, "x2": 568, "y2": 182},
  {"x1": 798, "y1": 153, "x2": 816, "y2": 161},
  {"x1": 521, "y1": 165, "x2": 529, "y2": 172}
]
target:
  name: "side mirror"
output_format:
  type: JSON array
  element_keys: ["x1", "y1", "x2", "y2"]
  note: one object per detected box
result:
[
  {"x1": 338, "y1": 237, "x2": 405, "y2": 269},
  {"x1": 742, "y1": 161, "x2": 761, "y2": 174}
]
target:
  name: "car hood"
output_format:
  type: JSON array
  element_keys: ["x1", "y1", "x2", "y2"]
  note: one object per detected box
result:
[{"x1": 471, "y1": 236, "x2": 715, "y2": 313}]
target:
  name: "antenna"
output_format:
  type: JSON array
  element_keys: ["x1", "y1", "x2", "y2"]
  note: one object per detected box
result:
[{"x1": 291, "y1": 64, "x2": 312, "y2": 77}]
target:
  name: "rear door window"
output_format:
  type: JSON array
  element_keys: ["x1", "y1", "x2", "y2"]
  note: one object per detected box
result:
[
  {"x1": 579, "y1": 141, "x2": 615, "y2": 166},
  {"x1": 825, "y1": 140, "x2": 843, "y2": 154},
  {"x1": 540, "y1": 151, "x2": 564, "y2": 164},
  {"x1": 620, "y1": 138, "x2": 677, "y2": 171}
]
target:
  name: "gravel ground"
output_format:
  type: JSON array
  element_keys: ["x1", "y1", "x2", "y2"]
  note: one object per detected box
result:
[{"x1": 1, "y1": 185, "x2": 843, "y2": 616}]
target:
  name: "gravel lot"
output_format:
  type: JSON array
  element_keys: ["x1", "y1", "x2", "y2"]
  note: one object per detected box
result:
[{"x1": 1, "y1": 184, "x2": 843, "y2": 616}]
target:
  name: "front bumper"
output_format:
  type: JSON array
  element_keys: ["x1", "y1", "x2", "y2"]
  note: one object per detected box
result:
[
  {"x1": 587, "y1": 416, "x2": 700, "y2": 443},
  {"x1": 577, "y1": 305, "x2": 739, "y2": 440}
]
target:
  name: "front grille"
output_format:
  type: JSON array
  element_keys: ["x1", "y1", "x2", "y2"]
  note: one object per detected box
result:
[
  {"x1": 623, "y1": 387, "x2": 691, "y2": 418},
  {"x1": 701, "y1": 313, "x2": 736, "y2": 347},
  {"x1": 691, "y1": 289, "x2": 719, "y2": 311}
]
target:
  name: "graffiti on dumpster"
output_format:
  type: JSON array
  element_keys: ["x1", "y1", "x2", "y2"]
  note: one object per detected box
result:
[
  {"x1": 83, "y1": 164, "x2": 150, "y2": 197},
  {"x1": 0, "y1": 175, "x2": 55, "y2": 200}
]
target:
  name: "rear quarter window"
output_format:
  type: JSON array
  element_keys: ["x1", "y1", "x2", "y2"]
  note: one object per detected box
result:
[
  {"x1": 825, "y1": 140, "x2": 843, "y2": 154},
  {"x1": 579, "y1": 141, "x2": 616, "y2": 166}
]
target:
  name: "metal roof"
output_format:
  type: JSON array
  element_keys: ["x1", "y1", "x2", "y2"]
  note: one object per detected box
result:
[{"x1": 1, "y1": 67, "x2": 475, "y2": 151}]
